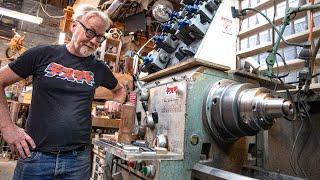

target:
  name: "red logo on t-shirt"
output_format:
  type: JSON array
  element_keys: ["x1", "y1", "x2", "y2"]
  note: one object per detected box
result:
[{"x1": 44, "y1": 62, "x2": 95, "y2": 86}]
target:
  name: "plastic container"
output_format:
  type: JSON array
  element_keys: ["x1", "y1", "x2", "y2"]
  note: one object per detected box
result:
[
  {"x1": 240, "y1": 38, "x2": 248, "y2": 51},
  {"x1": 242, "y1": 18, "x2": 249, "y2": 30},
  {"x1": 283, "y1": 46, "x2": 297, "y2": 60},
  {"x1": 284, "y1": 71, "x2": 298, "y2": 84},
  {"x1": 259, "y1": 52, "x2": 268, "y2": 65},
  {"x1": 294, "y1": 17, "x2": 307, "y2": 33},
  {"x1": 259, "y1": 29, "x2": 270, "y2": 44},
  {"x1": 288, "y1": 0, "x2": 299, "y2": 8},
  {"x1": 241, "y1": 0, "x2": 249, "y2": 9},
  {"x1": 248, "y1": 34, "x2": 258, "y2": 48},
  {"x1": 314, "y1": 11, "x2": 320, "y2": 28},
  {"x1": 283, "y1": 23, "x2": 293, "y2": 37},
  {"x1": 296, "y1": 46, "x2": 303, "y2": 56},
  {"x1": 257, "y1": 9, "x2": 267, "y2": 24},
  {"x1": 239, "y1": 58, "x2": 246, "y2": 69},
  {"x1": 250, "y1": 0, "x2": 258, "y2": 7},
  {"x1": 248, "y1": 15, "x2": 258, "y2": 28},
  {"x1": 277, "y1": 1, "x2": 286, "y2": 17},
  {"x1": 276, "y1": 48, "x2": 284, "y2": 63},
  {"x1": 266, "y1": 7, "x2": 275, "y2": 20}
]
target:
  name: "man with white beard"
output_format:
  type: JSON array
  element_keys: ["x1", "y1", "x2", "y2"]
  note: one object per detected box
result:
[{"x1": 0, "y1": 5, "x2": 126, "y2": 180}]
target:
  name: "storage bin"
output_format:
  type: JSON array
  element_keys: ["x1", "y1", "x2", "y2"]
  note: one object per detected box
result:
[
  {"x1": 241, "y1": 0, "x2": 249, "y2": 9},
  {"x1": 259, "y1": 29, "x2": 270, "y2": 44},
  {"x1": 288, "y1": 0, "x2": 299, "y2": 8},
  {"x1": 259, "y1": 52, "x2": 268, "y2": 65},
  {"x1": 250, "y1": 0, "x2": 258, "y2": 7},
  {"x1": 283, "y1": 46, "x2": 297, "y2": 60},
  {"x1": 314, "y1": 11, "x2": 320, "y2": 27},
  {"x1": 242, "y1": 18, "x2": 249, "y2": 30},
  {"x1": 277, "y1": 1, "x2": 286, "y2": 17},
  {"x1": 283, "y1": 23, "x2": 293, "y2": 37},
  {"x1": 284, "y1": 71, "x2": 298, "y2": 84},
  {"x1": 266, "y1": 7, "x2": 275, "y2": 20},
  {"x1": 248, "y1": 34, "x2": 258, "y2": 48},
  {"x1": 248, "y1": 14, "x2": 258, "y2": 28},
  {"x1": 240, "y1": 38, "x2": 249, "y2": 51},
  {"x1": 294, "y1": 17, "x2": 307, "y2": 33},
  {"x1": 257, "y1": 9, "x2": 267, "y2": 24},
  {"x1": 276, "y1": 48, "x2": 284, "y2": 64}
]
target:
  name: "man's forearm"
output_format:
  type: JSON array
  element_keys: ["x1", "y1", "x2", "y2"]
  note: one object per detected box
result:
[
  {"x1": 0, "y1": 86, "x2": 15, "y2": 130},
  {"x1": 112, "y1": 84, "x2": 126, "y2": 103}
]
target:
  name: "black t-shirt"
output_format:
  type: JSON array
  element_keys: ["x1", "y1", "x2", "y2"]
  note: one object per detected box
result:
[{"x1": 8, "y1": 44, "x2": 118, "y2": 152}]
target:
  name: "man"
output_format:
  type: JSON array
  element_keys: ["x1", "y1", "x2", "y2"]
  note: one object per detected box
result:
[{"x1": 0, "y1": 5, "x2": 126, "y2": 180}]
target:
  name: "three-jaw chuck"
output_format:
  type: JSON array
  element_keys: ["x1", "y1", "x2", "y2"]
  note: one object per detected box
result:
[{"x1": 202, "y1": 79, "x2": 294, "y2": 143}]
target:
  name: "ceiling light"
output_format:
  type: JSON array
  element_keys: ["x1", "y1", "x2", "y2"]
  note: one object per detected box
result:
[
  {"x1": 0, "y1": 7, "x2": 43, "y2": 24},
  {"x1": 58, "y1": 32, "x2": 65, "y2": 44},
  {"x1": 152, "y1": 0, "x2": 173, "y2": 22}
]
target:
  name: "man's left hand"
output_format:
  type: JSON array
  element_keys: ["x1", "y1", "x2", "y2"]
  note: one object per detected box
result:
[{"x1": 104, "y1": 101, "x2": 122, "y2": 112}]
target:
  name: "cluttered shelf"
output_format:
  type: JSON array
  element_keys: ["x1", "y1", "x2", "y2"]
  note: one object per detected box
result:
[
  {"x1": 237, "y1": 27, "x2": 320, "y2": 58},
  {"x1": 240, "y1": 0, "x2": 286, "y2": 17},
  {"x1": 105, "y1": 52, "x2": 118, "y2": 61},
  {"x1": 239, "y1": 10, "x2": 312, "y2": 38},
  {"x1": 259, "y1": 54, "x2": 320, "y2": 71}
]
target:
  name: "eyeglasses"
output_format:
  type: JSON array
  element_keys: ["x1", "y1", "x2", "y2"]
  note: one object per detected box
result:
[{"x1": 76, "y1": 20, "x2": 106, "y2": 43}]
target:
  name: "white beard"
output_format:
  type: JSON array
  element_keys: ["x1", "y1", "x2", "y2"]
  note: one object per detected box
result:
[
  {"x1": 72, "y1": 31, "x2": 96, "y2": 57},
  {"x1": 79, "y1": 45, "x2": 95, "y2": 57}
]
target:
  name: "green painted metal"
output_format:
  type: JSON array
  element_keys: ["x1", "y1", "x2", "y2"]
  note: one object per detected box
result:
[{"x1": 157, "y1": 68, "x2": 229, "y2": 179}]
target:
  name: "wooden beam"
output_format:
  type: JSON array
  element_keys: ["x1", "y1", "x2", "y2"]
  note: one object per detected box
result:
[{"x1": 73, "y1": 0, "x2": 100, "y2": 10}]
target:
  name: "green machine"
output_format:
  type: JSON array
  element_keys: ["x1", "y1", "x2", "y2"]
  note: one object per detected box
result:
[{"x1": 93, "y1": 59, "x2": 294, "y2": 180}]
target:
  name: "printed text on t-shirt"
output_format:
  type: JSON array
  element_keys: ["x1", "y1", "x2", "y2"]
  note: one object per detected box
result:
[{"x1": 44, "y1": 62, "x2": 95, "y2": 86}]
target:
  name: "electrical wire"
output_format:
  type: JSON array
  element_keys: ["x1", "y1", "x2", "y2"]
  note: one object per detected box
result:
[
  {"x1": 275, "y1": 77, "x2": 297, "y2": 122},
  {"x1": 38, "y1": 0, "x2": 64, "y2": 19},
  {"x1": 267, "y1": 50, "x2": 297, "y2": 122},
  {"x1": 245, "y1": 3, "x2": 320, "y2": 177},
  {"x1": 241, "y1": 8, "x2": 307, "y2": 48},
  {"x1": 272, "y1": 0, "x2": 276, "y2": 47},
  {"x1": 273, "y1": 51, "x2": 290, "y2": 78},
  {"x1": 290, "y1": 90, "x2": 303, "y2": 175},
  {"x1": 297, "y1": 97, "x2": 313, "y2": 177}
]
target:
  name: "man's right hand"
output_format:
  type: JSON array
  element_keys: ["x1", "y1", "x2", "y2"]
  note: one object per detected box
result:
[{"x1": 1, "y1": 124, "x2": 36, "y2": 159}]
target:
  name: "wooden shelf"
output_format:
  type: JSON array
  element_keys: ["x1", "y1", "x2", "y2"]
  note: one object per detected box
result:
[
  {"x1": 239, "y1": 0, "x2": 320, "y2": 38},
  {"x1": 241, "y1": 0, "x2": 286, "y2": 17},
  {"x1": 260, "y1": 54, "x2": 320, "y2": 71},
  {"x1": 106, "y1": 37, "x2": 121, "y2": 45},
  {"x1": 242, "y1": 0, "x2": 320, "y2": 18},
  {"x1": 239, "y1": 11, "x2": 310, "y2": 38},
  {"x1": 237, "y1": 26, "x2": 320, "y2": 58},
  {"x1": 105, "y1": 52, "x2": 118, "y2": 61},
  {"x1": 92, "y1": 117, "x2": 120, "y2": 128}
]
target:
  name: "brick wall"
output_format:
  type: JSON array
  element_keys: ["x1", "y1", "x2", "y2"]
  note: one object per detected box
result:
[{"x1": 0, "y1": 0, "x2": 64, "y2": 97}]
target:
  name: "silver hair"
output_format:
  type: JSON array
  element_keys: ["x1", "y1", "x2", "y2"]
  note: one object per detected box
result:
[{"x1": 73, "y1": 4, "x2": 111, "y2": 29}]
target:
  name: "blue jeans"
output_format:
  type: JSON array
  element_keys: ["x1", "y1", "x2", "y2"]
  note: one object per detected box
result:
[{"x1": 12, "y1": 148, "x2": 91, "y2": 180}]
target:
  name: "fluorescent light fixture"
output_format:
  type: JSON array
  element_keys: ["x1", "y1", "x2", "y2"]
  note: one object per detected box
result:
[
  {"x1": 58, "y1": 32, "x2": 65, "y2": 44},
  {"x1": 0, "y1": 7, "x2": 43, "y2": 24}
]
